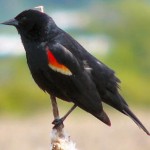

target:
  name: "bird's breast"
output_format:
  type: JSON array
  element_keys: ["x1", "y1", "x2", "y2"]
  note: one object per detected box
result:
[{"x1": 25, "y1": 43, "x2": 48, "y2": 72}]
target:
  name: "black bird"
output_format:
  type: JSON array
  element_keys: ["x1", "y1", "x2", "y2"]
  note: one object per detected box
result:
[{"x1": 2, "y1": 9, "x2": 149, "y2": 135}]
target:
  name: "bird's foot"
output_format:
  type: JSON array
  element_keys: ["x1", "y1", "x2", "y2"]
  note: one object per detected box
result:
[{"x1": 52, "y1": 118, "x2": 64, "y2": 129}]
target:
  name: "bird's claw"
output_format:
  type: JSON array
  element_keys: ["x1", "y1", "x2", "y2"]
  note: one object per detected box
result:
[{"x1": 52, "y1": 118, "x2": 64, "y2": 129}]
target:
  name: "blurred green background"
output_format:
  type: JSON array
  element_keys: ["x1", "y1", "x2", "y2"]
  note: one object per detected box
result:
[{"x1": 0, "y1": 0, "x2": 150, "y2": 116}]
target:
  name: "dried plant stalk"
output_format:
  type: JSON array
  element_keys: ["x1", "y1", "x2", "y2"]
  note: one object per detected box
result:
[{"x1": 50, "y1": 95, "x2": 77, "y2": 150}]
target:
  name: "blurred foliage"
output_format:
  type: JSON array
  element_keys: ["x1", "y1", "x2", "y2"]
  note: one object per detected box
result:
[
  {"x1": 87, "y1": 0, "x2": 150, "y2": 73},
  {"x1": 0, "y1": 57, "x2": 50, "y2": 115},
  {"x1": 0, "y1": 0, "x2": 150, "y2": 115}
]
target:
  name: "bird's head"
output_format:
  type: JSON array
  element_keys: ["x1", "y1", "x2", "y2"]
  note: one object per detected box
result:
[{"x1": 1, "y1": 9, "x2": 58, "y2": 41}]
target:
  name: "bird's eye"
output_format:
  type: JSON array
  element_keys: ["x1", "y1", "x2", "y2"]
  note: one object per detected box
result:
[
  {"x1": 19, "y1": 17, "x2": 27, "y2": 24},
  {"x1": 20, "y1": 17, "x2": 27, "y2": 23}
]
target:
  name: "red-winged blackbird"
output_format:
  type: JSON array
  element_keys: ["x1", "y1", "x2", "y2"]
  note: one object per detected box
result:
[{"x1": 2, "y1": 9, "x2": 149, "y2": 135}]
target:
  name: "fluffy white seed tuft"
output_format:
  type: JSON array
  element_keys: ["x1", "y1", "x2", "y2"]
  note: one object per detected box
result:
[{"x1": 50, "y1": 128, "x2": 77, "y2": 150}]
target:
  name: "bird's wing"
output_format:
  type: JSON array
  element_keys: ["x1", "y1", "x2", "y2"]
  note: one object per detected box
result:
[
  {"x1": 45, "y1": 43, "x2": 82, "y2": 76},
  {"x1": 87, "y1": 56, "x2": 127, "y2": 110},
  {"x1": 44, "y1": 43, "x2": 111, "y2": 126}
]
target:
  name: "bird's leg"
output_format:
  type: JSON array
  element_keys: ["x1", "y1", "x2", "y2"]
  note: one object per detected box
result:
[
  {"x1": 50, "y1": 95, "x2": 59, "y2": 119},
  {"x1": 52, "y1": 104, "x2": 77, "y2": 128},
  {"x1": 50, "y1": 95, "x2": 64, "y2": 131},
  {"x1": 61, "y1": 104, "x2": 77, "y2": 121}
]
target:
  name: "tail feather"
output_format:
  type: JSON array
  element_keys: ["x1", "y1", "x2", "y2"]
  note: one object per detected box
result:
[
  {"x1": 103, "y1": 92, "x2": 150, "y2": 135},
  {"x1": 123, "y1": 105, "x2": 150, "y2": 136},
  {"x1": 95, "y1": 110, "x2": 111, "y2": 127}
]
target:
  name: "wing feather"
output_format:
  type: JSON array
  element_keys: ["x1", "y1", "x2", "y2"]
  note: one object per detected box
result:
[{"x1": 46, "y1": 43, "x2": 81, "y2": 75}]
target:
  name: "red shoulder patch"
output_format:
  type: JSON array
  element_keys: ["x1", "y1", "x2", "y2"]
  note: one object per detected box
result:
[{"x1": 46, "y1": 47, "x2": 72, "y2": 76}]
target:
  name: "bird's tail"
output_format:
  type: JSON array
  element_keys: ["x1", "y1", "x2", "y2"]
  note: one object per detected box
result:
[
  {"x1": 103, "y1": 91, "x2": 150, "y2": 135},
  {"x1": 123, "y1": 105, "x2": 150, "y2": 136},
  {"x1": 95, "y1": 110, "x2": 111, "y2": 127}
]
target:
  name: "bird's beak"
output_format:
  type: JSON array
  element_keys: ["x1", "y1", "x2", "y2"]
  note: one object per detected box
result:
[{"x1": 1, "y1": 18, "x2": 18, "y2": 26}]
